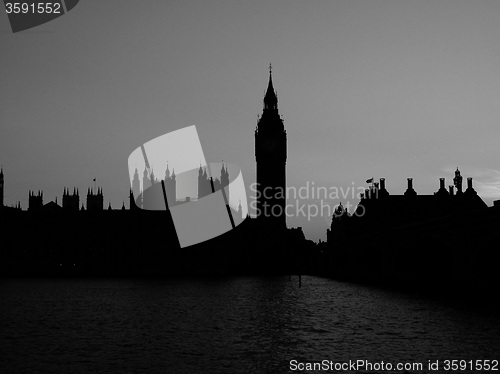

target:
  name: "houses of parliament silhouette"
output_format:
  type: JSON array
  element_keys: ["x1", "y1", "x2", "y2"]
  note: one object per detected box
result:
[
  {"x1": 0, "y1": 67, "x2": 286, "y2": 222},
  {"x1": 0, "y1": 67, "x2": 308, "y2": 276},
  {"x1": 14, "y1": 162, "x2": 236, "y2": 214}
]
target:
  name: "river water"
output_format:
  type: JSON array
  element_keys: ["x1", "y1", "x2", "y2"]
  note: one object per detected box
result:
[{"x1": 1, "y1": 276, "x2": 498, "y2": 373}]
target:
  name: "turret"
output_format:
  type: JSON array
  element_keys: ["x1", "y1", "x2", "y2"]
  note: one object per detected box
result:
[
  {"x1": 132, "y1": 168, "x2": 141, "y2": 204},
  {"x1": 63, "y1": 186, "x2": 79, "y2": 211},
  {"x1": 453, "y1": 168, "x2": 463, "y2": 194},
  {"x1": 165, "y1": 163, "x2": 171, "y2": 179},
  {"x1": 150, "y1": 169, "x2": 156, "y2": 184},
  {"x1": 142, "y1": 166, "x2": 151, "y2": 192},
  {"x1": 28, "y1": 189, "x2": 44, "y2": 211},
  {"x1": 87, "y1": 185, "x2": 104, "y2": 211}
]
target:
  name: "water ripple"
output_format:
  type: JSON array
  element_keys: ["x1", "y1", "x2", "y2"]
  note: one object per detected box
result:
[{"x1": 1, "y1": 277, "x2": 499, "y2": 373}]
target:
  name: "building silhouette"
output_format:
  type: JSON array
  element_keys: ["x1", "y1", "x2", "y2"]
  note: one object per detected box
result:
[
  {"x1": 255, "y1": 65, "x2": 287, "y2": 228},
  {"x1": 130, "y1": 162, "x2": 232, "y2": 210},
  {"x1": 44, "y1": 199, "x2": 62, "y2": 211},
  {"x1": 163, "y1": 164, "x2": 176, "y2": 207},
  {"x1": 132, "y1": 168, "x2": 141, "y2": 206},
  {"x1": 137, "y1": 164, "x2": 178, "y2": 209},
  {"x1": 142, "y1": 167, "x2": 151, "y2": 195},
  {"x1": 28, "y1": 190, "x2": 43, "y2": 211},
  {"x1": 198, "y1": 163, "x2": 229, "y2": 201},
  {"x1": 320, "y1": 170, "x2": 500, "y2": 287},
  {"x1": 87, "y1": 187, "x2": 104, "y2": 211},
  {"x1": 63, "y1": 187, "x2": 80, "y2": 211},
  {"x1": 327, "y1": 169, "x2": 487, "y2": 243},
  {"x1": 141, "y1": 167, "x2": 158, "y2": 209}
]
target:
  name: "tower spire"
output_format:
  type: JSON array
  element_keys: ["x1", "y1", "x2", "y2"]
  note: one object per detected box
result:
[
  {"x1": 264, "y1": 64, "x2": 278, "y2": 110},
  {"x1": 255, "y1": 66, "x2": 287, "y2": 228}
]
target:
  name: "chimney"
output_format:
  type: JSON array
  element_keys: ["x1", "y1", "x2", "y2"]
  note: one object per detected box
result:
[
  {"x1": 467, "y1": 177, "x2": 473, "y2": 189},
  {"x1": 404, "y1": 178, "x2": 417, "y2": 197},
  {"x1": 378, "y1": 177, "x2": 389, "y2": 198},
  {"x1": 439, "y1": 178, "x2": 445, "y2": 190},
  {"x1": 449, "y1": 186, "x2": 454, "y2": 196}
]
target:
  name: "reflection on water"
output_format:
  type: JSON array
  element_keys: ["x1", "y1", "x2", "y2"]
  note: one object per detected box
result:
[{"x1": 1, "y1": 277, "x2": 499, "y2": 373}]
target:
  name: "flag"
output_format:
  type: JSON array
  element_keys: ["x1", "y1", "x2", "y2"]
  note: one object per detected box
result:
[{"x1": 366, "y1": 178, "x2": 373, "y2": 183}]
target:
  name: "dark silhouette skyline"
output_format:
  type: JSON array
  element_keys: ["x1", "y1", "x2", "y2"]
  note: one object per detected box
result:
[
  {"x1": 3, "y1": 1, "x2": 500, "y2": 242},
  {"x1": 0, "y1": 70, "x2": 498, "y2": 244},
  {"x1": 1, "y1": 69, "x2": 499, "y2": 291}
]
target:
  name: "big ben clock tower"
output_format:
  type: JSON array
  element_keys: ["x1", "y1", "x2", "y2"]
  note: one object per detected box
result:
[{"x1": 255, "y1": 65, "x2": 287, "y2": 228}]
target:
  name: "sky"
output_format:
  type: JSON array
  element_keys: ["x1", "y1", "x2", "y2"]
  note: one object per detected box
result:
[{"x1": 1, "y1": 0, "x2": 500, "y2": 241}]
